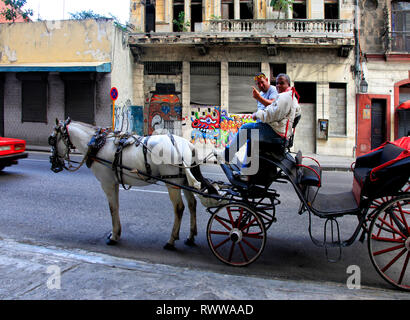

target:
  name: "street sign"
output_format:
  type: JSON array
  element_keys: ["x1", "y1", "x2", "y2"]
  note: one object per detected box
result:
[
  {"x1": 110, "y1": 87, "x2": 118, "y2": 129},
  {"x1": 110, "y1": 87, "x2": 118, "y2": 101}
]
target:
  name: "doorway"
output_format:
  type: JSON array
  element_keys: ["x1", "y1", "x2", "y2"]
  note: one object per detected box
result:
[
  {"x1": 371, "y1": 99, "x2": 386, "y2": 150},
  {"x1": 145, "y1": 0, "x2": 155, "y2": 33}
]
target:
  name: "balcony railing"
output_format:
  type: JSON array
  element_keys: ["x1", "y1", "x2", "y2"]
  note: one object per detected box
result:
[
  {"x1": 201, "y1": 19, "x2": 354, "y2": 38},
  {"x1": 389, "y1": 31, "x2": 410, "y2": 53}
]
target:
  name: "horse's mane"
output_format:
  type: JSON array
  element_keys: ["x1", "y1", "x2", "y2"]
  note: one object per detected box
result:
[{"x1": 71, "y1": 120, "x2": 99, "y2": 131}]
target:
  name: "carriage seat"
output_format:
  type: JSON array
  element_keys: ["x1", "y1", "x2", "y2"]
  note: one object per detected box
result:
[
  {"x1": 353, "y1": 141, "x2": 409, "y2": 200},
  {"x1": 353, "y1": 143, "x2": 404, "y2": 187},
  {"x1": 295, "y1": 151, "x2": 322, "y2": 187}
]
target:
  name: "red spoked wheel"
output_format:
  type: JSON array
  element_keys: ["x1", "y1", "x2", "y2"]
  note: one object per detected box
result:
[
  {"x1": 207, "y1": 203, "x2": 266, "y2": 267},
  {"x1": 368, "y1": 194, "x2": 410, "y2": 291}
]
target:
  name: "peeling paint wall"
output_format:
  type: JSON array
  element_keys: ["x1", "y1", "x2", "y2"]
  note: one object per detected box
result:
[{"x1": 0, "y1": 19, "x2": 113, "y2": 64}]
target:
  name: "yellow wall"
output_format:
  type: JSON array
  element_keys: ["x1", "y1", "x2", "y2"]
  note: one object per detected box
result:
[{"x1": 0, "y1": 19, "x2": 113, "y2": 64}]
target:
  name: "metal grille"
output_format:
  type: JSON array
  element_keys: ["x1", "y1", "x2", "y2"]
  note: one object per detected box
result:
[
  {"x1": 190, "y1": 62, "x2": 220, "y2": 75},
  {"x1": 144, "y1": 62, "x2": 182, "y2": 75},
  {"x1": 228, "y1": 62, "x2": 260, "y2": 76}
]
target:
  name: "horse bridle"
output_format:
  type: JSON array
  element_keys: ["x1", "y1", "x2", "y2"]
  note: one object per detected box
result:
[{"x1": 48, "y1": 118, "x2": 78, "y2": 173}]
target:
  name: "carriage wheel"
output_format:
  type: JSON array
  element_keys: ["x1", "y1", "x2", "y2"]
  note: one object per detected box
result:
[
  {"x1": 207, "y1": 203, "x2": 266, "y2": 267},
  {"x1": 368, "y1": 194, "x2": 410, "y2": 291}
]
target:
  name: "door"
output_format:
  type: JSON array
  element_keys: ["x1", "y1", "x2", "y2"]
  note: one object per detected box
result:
[
  {"x1": 371, "y1": 99, "x2": 386, "y2": 150},
  {"x1": 145, "y1": 2, "x2": 155, "y2": 33}
]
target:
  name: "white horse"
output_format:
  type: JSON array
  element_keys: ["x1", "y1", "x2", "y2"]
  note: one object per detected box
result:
[{"x1": 48, "y1": 118, "x2": 212, "y2": 250}]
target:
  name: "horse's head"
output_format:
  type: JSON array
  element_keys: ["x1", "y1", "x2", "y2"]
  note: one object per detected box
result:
[{"x1": 48, "y1": 117, "x2": 75, "y2": 173}]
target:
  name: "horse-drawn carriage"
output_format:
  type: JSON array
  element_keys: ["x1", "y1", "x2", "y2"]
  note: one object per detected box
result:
[{"x1": 49, "y1": 118, "x2": 410, "y2": 291}]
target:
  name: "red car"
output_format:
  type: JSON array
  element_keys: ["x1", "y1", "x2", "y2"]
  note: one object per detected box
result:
[{"x1": 0, "y1": 137, "x2": 28, "y2": 171}]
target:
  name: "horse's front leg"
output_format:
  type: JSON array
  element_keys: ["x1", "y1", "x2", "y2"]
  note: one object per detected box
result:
[
  {"x1": 183, "y1": 189, "x2": 197, "y2": 247},
  {"x1": 101, "y1": 182, "x2": 121, "y2": 245},
  {"x1": 164, "y1": 186, "x2": 185, "y2": 251}
]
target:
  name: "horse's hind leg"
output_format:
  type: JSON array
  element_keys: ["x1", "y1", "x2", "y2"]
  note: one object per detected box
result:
[
  {"x1": 183, "y1": 189, "x2": 197, "y2": 247},
  {"x1": 164, "y1": 186, "x2": 185, "y2": 251},
  {"x1": 101, "y1": 182, "x2": 121, "y2": 245}
]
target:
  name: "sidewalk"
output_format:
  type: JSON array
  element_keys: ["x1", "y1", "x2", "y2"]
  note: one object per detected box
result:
[
  {"x1": 27, "y1": 145, "x2": 355, "y2": 172},
  {"x1": 0, "y1": 237, "x2": 408, "y2": 300}
]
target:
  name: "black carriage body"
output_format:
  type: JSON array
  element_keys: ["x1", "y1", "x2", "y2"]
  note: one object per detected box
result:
[{"x1": 353, "y1": 142, "x2": 410, "y2": 201}]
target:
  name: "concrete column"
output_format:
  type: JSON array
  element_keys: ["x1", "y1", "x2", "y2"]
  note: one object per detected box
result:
[
  {"x1": 234, "y1": 0, "x2": 240, "y2": 19},
  {"x1": 132, "y1": 62, "x2": 145, "y2": 106},
  {"x1": 220, "y1": 61, "x2": 229, "y2": 112},
  {"x1": 184, "y1": 0, "x2": 191, "y2": 27},
  {"x1": 261, "y1": 62, "x2": 270, "y2": 80},
  {"x1": 182, "y1": 61, "x2": 191, "y2": 141}
]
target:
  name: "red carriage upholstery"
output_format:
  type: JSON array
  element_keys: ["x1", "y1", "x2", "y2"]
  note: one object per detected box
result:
[{"x1": 352, "y1": 137, "x2": 410, "y2": 203}]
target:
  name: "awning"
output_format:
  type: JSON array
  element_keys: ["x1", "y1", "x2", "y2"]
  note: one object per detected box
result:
[
  {"x1": 0, "y1": 62, "x2": 111, "y2": 73},
  {"x1": 397, "y1": 100, "x2": 410, "y2": 110}
]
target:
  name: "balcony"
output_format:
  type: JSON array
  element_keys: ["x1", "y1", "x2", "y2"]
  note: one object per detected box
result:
[
  {"x1": 128, "y1": 19, "x2": 354, "y2": 50},
  {"x1": 204, "y1": 19, "x2": 353, "y2": 37}
]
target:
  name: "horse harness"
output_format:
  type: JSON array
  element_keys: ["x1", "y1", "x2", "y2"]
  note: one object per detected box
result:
[{"x1": 52, "y1": 123, "x2": 187, "y2": 188}]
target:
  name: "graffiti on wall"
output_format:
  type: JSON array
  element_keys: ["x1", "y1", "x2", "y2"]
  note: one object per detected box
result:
[
  {"x1": 190, "y1": 105, "x2": 255, "y2": 148},
  {"x1": 148, "y1": 84, "x2": 182, "y2": 136},
  {"x1": 114, "y1": 100, "x2": 144, "y2": 136}
]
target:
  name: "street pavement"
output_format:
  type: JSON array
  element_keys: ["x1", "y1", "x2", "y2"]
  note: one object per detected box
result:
[
  {"x1": 1, "y1": 237, "x2": 409, "y2": 300},
  {"x1": 1, "y1": 147, "x2": 405, "y2": 301}
]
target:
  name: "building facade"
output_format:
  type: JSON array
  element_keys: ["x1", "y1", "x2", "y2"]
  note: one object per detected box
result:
[
  {"x1": 356, "y1": 0, "x2": 410, "y2": 156},
  {"x1": 128, "y1": 0, "x2": 357, "y2": 157},
  {"x1": 0, "y1": 19, "x2": 134, "y2": 145}
]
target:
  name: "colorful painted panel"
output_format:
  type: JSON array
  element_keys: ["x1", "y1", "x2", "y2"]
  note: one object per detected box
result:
[
  {"x1": 190, "y1": 105, "x2": 255, "y2": 148},
  {"x1": 149, "y1": 94, "x2": 182, "y2": 135}
]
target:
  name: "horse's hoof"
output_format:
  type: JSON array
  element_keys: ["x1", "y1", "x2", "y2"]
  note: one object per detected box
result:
[
  {"x1": 184, "y1": 238, "x2": 196, "y2": 247},
  {"x1": 163, "y1": 243, "x2": 176, "y2": 251},
  {"x1": 105, "y1": 233, "x2": 118, "y2": 246}
]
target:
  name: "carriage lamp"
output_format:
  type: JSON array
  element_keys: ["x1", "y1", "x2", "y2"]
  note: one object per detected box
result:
[{"x1": 359, "y1": 78, "x2": 368, "y2": 93}]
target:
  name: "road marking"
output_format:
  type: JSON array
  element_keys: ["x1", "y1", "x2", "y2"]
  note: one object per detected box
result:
[{"x1": 121, "y1": 187, "x2": 169, "y2": 194}]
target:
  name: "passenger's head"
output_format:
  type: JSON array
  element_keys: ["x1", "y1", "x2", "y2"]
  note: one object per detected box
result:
[
  {"x1": 276, "y1": 73, "x2": 291, "y2": 93},
  {"x1": 254, "y1": 72, "x2": 270, "y2": 92}
]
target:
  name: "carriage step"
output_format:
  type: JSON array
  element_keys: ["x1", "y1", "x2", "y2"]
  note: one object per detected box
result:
[
  {"x1": 324, "y1": 218, "x2": 342, "y2": 263},
  {"x1": 309, "y1": 216, "x2": 343, "y2": 263}
]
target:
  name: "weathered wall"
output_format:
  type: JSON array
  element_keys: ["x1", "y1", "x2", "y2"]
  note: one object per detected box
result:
[
  {"x1": 134, "y1": 45, "x2": 356, "y2": 156},
  {"x1": 0, "y1": 20, "x2": 134, "y2": 143},
  {"x1": 0, "y1": 19, "x2": 113, "y2": 64},
  {"x1": 359, "y1": 0, "x2": 387, "y2": 54}
]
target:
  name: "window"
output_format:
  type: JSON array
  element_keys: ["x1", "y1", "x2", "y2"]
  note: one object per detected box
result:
[
  {"x1": 173, "y1": 0, "x2": 185, "y2": 32},
  {"x1": 191, "y1": 0, "x2": 203, "y2": 32},
  {"x1": 17, "y1": 73, "x2": 48, "y2": 123},
  {"x1": 329, "y1": 83, "x2": 346, "y2": 136},
  {"x1": 269, "y1": 63, "x2": 287, "y2": 85},
  {"x1": 61, "y1": 73, "x2": 96, "y2": 125},
  {"x1": 294, "y1": 82, "x2": 316, "y2": 104},
  {"x1": 391, "y1": 1, "x2": 410, "y2": 52},
  {"x1": 221, "y1": 0, "x2": 234, "y2": 19},
  {"x1": 324, "y1": 0, "x2": 339, "y2": 19},
  {"x1": 293, "y1": 0, "x2": 307, "y2": 19},
  {"x1": 240, "y1": 0, "x2": 253, "y2": 19},
  {"x1": 144, "y1": 62, "x2": 183, "y2": 75},
  {"x1": 145, "y1": 0, "x2": 155, "y2": 32}
]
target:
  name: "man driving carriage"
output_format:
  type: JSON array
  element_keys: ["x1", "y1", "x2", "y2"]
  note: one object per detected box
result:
[{"x1": 214, "y1": 73, "x2": 301, "y2": 180}]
